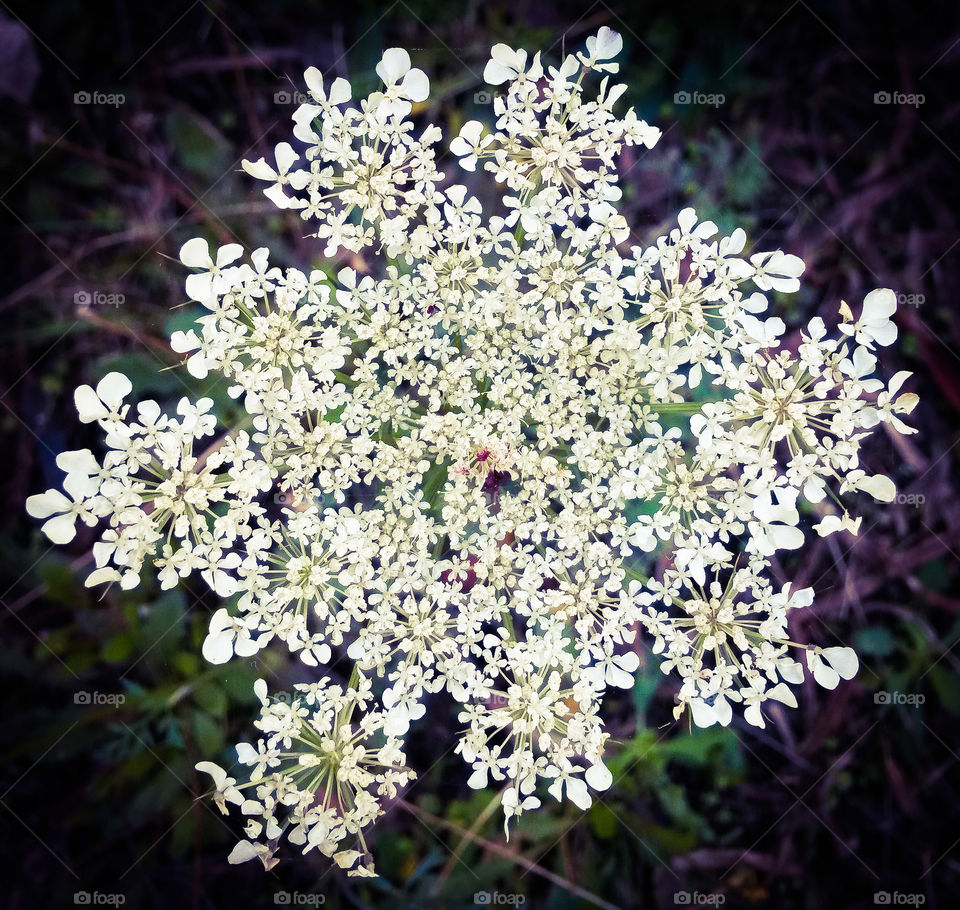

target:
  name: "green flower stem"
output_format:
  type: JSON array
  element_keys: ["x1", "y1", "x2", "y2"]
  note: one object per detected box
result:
[{"x1": 647, "y1": 402, "x2": 705, "y2": 415}]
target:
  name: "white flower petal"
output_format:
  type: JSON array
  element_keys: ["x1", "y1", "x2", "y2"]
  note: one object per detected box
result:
[
  {"x1": 689, "y1": 698, "x2": 718, "y2": 728},
  {"x1": 329, "y1": 77, "x2": 352, "y2": 105},
  {"x1": 821, "y1": 646, "x2": 859, "y2": 680},
  {"x1": 236, "y1": 742, "x2": 258, "y2": 764},
  {"x1": 592, "y1": 26, "x2": 623, "y2": 59},
  {"x1": 274, "y1": 142, "x2": 298, "y2": 174},
  {"x1": 179, "y1": 237, "x2": 211, "y2": 268},
  {"x1": 585, "y1": 761, "x2": 613, "y2": 791},
  {"x1": 242, "y1": 157, "x2": 277, "y2": 181},
  {"x1": 857, "y1": 473, "x2": 896, "y2": 502},
  {"x1": 56, "y1": 448, "x2": 97, "y2": 476},
  {"x1": 74, "y1": 385, "x2": 108, "y2": 422},
  {"x1": 565, "y1": 777, "x2": 592, "y2": 810},
  {"x1": 196, "y1": 760, "x2": 228, "y2": 789},
  {"x1": 862, "y1": 288, "x2": 897, "y2": 321},
  {"x1": 401, "y1": 68, "x2": 429, "y2": 102},
  {"x1": 377, "y1": 47, "x2": 411, "y2": 85},
  {"x1": 227, "y1": 840, "x2": 259, "y2": 865},
  {"x1": 96, "y1": 372, "x2": 132, "y2": 407},
  {"x1": 43, "y1": 512, "x2": 78, "y2": 545},
  {"x1": 202, "y1": 630, "x2": 234, "y2": 665},
  {"x1": 26, "y1": 489, "x2": 70, "y2": 519}
]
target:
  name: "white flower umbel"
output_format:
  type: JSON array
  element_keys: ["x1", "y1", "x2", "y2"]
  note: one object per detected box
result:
[{"x1": 28, "y1": 33, "x2": 919, "y2": 875}]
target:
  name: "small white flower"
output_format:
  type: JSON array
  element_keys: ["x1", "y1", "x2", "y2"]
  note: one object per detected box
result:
[
  {"x1": 170, "y1": 328, "x2": 209, "y2": 378},
  {"x1": 450, "y1": 120, "x2": 492, "y2": 171},
  {"x1": 179, "y1": 237, "x2": 244, "y2": 301},
  {"x1": 807, "y1": 647, "x2": 859, "y2": 689},
  {"x1": 578, "y1": 27, "x2": 623, "y2": 73},
  {"x1": 851, "y1": 288, "x2": 898, "y2": 347},
  {"x1": 545, "y1": 765, "x2": 592, "y2": 810},
  {"x1": 26, "y1": 473, "x2": 96, "y2": 544},
  {"x1": 813, "y1": 512, "x2": 863, "y2": 537},
  {"x1": 739, "y1": 313, "x2": 786, "y2": 346},
  {"x1": 751, "y1": 250, "x2": 805, "y2": 293},
  {"x1": 202, "y1": 608, "x2": 264, "y2": 664},
  {"x1": 750, "y1": 488, "x2": 804, "y2": 555},
  {"x1": 242, "y1": 142, "x2": 310, "y2": 209},
  {"x1": 483, "y1": 44, "x2": 541, "y2": 84},
  {"x1": 374, "y1": 47, "x2": 429, "y2": 113},
  {"x1": 302, "y1": 67, "x2": 351, "y2": 105},
  {"x1": 74, "y1": 371, "x2": 131, "y2": 423},
  {"x1": 195, "y1": 761, "x2": 244, "y2": 813}
]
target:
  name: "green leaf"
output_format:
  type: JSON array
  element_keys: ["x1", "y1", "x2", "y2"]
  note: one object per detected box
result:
[
  {"x1": 193, "y1": 680, "x2": 228, "y2": 717},
  {"x1": 855, "y1": 625, "x2": 898, "y2": 658},
  {"x1": 589, "y1": 801, "x2": 617, "y2": 838},
  {"x1": 36, "y1": 556, "x2": 81, "y2": 605},
  {"x1": 102, "y1": 633, "x2": 134, "y2": 663},
  {"x1": 192, "y1": 710, "x2": 223, "y2": 754},
  {"x1": 422, "y1": 461, "x2": 448, "y2": 508},
  {"x1": 929, "y1": 665, "x2": 960, "y2": 714},
  {"x1": 166, "y1": 108, "x2": 231, "y2": 180},
  {"x1": 96, "y1": 352, "x2": 183, "y2": 397}
]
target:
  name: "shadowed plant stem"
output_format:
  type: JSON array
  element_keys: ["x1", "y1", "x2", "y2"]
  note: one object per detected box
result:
[{"x1": 397, "y1": 798, "x2": 624, "y2": 910}]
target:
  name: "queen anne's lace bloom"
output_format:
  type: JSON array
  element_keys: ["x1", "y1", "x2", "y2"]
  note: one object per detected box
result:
[{"x1": 27, "y1": 31, "x2": 919, "y2": 876}]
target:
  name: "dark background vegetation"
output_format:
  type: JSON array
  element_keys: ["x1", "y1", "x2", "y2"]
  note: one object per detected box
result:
[{"x1": 2, "y1": 1, "x2": 959, "y2": 907}]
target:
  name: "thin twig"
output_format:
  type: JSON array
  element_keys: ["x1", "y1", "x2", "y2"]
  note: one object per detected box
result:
[{"x1": 395, "y1": 798, "x2": 624, "y2": 910}]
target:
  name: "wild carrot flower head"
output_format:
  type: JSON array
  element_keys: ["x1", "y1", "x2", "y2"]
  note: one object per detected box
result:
[{"x1": 27, "y1": 29, "x2": 918, "y2": 876}]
